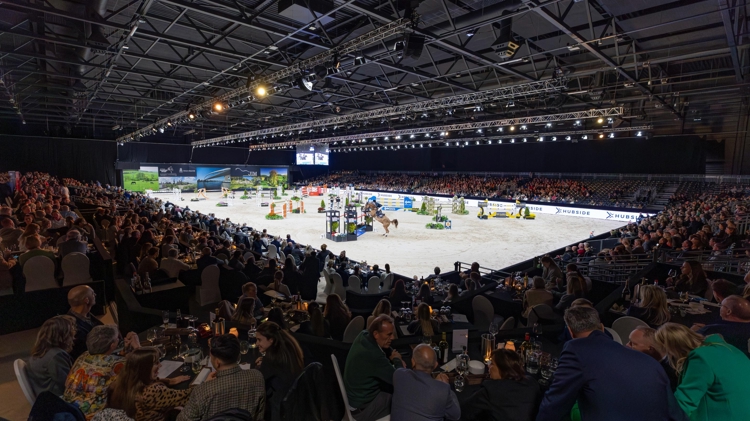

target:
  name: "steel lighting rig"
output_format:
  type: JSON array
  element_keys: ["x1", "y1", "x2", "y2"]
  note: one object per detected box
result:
[
  {"x1": 326, "y1": 125, "x2": 653, "y2": 151},
  {"x1": 117, "y1": 18, "x2": 413, "y2": 143},
  {"x1": 199, "y1": 107, "x2": 624, "y2": 150},
  {"x1": 191, "y1": 77, "x2": 571, "y2": 147}
]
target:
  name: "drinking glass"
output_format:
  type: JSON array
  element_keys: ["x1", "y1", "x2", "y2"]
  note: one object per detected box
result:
[
  {"x1": 539, "y1": 355, "x2": 552, "y2": 386},
  {"x1": 187, "y1": 315, "x2": 198, "y2": 329},
  {"x1": 667, "y1": 269, "x2": 677, "y2": 278},
  {"x1": 248, "y1": 327, "x2": 257, "y2": 348},
  {"x1": 421, "y1": 336, "x2": 432, "y2": 346},
  {"x1": 178, "y1": 344, "x2": 190, "y2": 372},
  {"x1": 146, "y1": 328, "x2": 157, "y2": 345},
  {"x1": 191, "y1": 350, "x2": 203, "y2": 374},
  {"x1": 176, "y1": 308, "x2": 182, "y2": 323},
  {"x1": 526, "y1": 350, "x2": 540, "y2": 374},
  {"x1": 454, "y1": 375, "x2": 465, "y2": 393},
  {"x1": 240, "y1": 341, "x2": 250, "y2": 355},
  {"x1": 162, "y1": 311, "x2": 170, "y2": 328},
  {"x1": 489, "y1": 322, "x2": 499, "y2": 338}
]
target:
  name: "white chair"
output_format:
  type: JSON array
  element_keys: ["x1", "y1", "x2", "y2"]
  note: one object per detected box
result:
[
  {"x1": 342, "y1": 316, "x2": 365, "y2": 343},
  {"x1": 526, "y1": 304, "x2": 558, "y2": 327},
  {"x1": 62, "y1": 252, "x2": 92, "y2": 286},
  {"x1": 331, "y1": 354, "x2": 391, "y2": 421},
  {"x1": 23, "y1": 256, "x2": 58, "y2": 292},
  {"x1": 605, "y1": 327, "x2": 623, "y2": 345},
  {"x1": 381, "y1": 273, "x2": 393, "y2": 291},
  {"x1": 347, "y1": 276, "x2": 361, "y2": 293},
  {"x1": 197, "y1": 265, "x2": 221, "y2": 307},
  {"x1": 472, "y1": 295, "x2": 494, "y2": 330},
  {"x1": 243, "y1": 252, "x2": 254, "y2": 261},
  {"x1": 322, "y1": 270, "x2": 334, "y2": 295},
  {"x1": 265, "y1": 244, "x2": 278, "y2": 260},
  {"x1": 499, "y1": 316, "x2": 515, "y2": 330},
  {"x1": 366, "y1": 315, "x2": 376, "y2": 329},
  {"x1": 367, "y1": 276, "x2": 380, "y2": 293},
  {"x1": 330, "y1": 273, "x2": 346, "y2": 300},
  {"x1": 279, "y1": 251, "x2": 286, "y2": 263},
  {"x1": 14, "y1": 359, "x2": 36, "y2": 405},
  {"x1": 611, "y1": 316, "x2": 648, "y2": 344}
]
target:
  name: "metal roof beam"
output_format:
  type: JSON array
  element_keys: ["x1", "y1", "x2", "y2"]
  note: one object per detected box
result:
[{"x1": 717, "y1": 0, "x2": 744, "y2": 83}]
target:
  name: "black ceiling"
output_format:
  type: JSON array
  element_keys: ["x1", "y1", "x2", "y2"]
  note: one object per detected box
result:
[{"x1": 0, "y1": 0, "x2": 747, "y2": 143}]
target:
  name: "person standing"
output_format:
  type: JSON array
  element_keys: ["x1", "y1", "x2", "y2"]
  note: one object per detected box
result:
[{"x1": 391, "y1": 344, "x2": 460, "y2": 421}]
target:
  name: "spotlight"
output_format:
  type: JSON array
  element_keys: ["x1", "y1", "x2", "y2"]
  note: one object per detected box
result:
[
  {"x1": 582, "y1": 135, "x2": 588, "y2": 140},
  {"x1": 575, "y1": 120, "x2": 581, "y2": 126},
  {"x1": 213, "y1": 102, "x2": 225, "y2": 112},
  {"x1": 538, "y1": 137, "x2": 544, "y2": 142},
  {"x1": 188, "y1": 112, "x2": 196, "y2": 120},
  {"x1": 498, "y1": 140, "x2": 502, "y2": 144},
  {"x1": 256, "y1": 86, "x2": 267, "y2": 97},
  {"x1": 552, "y1": 136, "x2": 557, "y2": 141},
  {"x1": 597, "y1": 118, "x2": 604, "y2": 124},
  {"x1": 598, "y1": 133, "x2": 605, "y2": 139},
  {"x1": 158, "y1": 126, "x2": 165, "y2": 133},
  {"x1": 523, "y1": 138, "x2": 527, "y2": 142},
  {"x1": 608, "y1": 133, "x2": 615, "y2": 138},
  {"x1": 510, "y1": 126, "x2": 515, "y2": 131},
  {"x1": 510, "y1": 139, "x2": 514, "y2": 143},
  {"x1": 466, "y1": 28, "x2": 477, "y2": 37},
  {"x1": 636, "y1": 131, "x2": 643, "y2": 137},
  {"x1": 296, "y1": 76, "x2": 315, "y2": 91},
  {"x1": 521, "y1": 125, "x2": 527, "y2": 130}
]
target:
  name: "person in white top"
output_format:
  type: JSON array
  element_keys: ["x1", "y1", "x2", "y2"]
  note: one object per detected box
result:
[{"x1": 159, "y1": 248, "x2": 191, "y2": 278}]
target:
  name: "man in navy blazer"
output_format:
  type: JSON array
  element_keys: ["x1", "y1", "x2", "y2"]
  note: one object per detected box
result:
[{"x1": 536, "y1": 307, "x2": 687, "y2": 421}]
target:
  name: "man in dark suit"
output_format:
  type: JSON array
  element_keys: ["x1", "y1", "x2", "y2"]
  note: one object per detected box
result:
[
  {"x1": 58, "y1": 229, "x2": 88, "y2": 258},
  {"x1": 627, "y1": 326, "x2": 679, "y2": 391},
  {"x1": 196, "y1": 247, "x2": 220, "y2": 271},
  {"x1": 537, "y1": 307, "x2": 687, "y2": 421},
  {"x1": 695, "y1": 295, "x2": 750, "y2": 358}
]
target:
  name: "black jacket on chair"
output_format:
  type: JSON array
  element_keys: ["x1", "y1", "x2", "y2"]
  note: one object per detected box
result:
[{"x1": 280, "y1": 362, "x2": 334, "y2": 421}]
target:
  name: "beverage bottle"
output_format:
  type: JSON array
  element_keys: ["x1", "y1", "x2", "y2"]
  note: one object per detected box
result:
[
  {"x1": 520, "y1": 333, "x2": 532, "y2": 363},
  {"x1": 439, "y1": 332, "x2": 449, "y2": 363}
]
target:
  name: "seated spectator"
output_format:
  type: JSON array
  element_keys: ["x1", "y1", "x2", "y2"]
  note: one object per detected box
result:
[
  {"x1": 707, "y1": 279, "x2": 737, "y2": 304},
  {"x1": 523, "y1": 276, "x2": 554, "y2": 318},
  {"x1": 344, "y1": 315, "x2": 404, "y2": 421},
  {"x1": 196, "y1": 247, "x2": 219, "y2": 272},
  {"x1": 0, "y1": 217, "x2": 22, "y2": 249},
  {"x1": 255, "y1": 321, "x2": 305, "y2": 421},
  {"x1": 0, "y1": 248, "x2": 16, "y2": 294},
  {"x1": 540, "y1": 257, "x2": 563, "y2": 291},
  {"x1": 324, "y1": 294, "x2": 351, "y2": 341},
  {"x1": 159, "y1": 248, "x2": 190, "y2": 278},
  {"x1": 58, "y1": 229, "x2": 88, "y2": 258},
  {"x1": 444, "y1": 284, "x2": 459, "y2": 303},
  {"x1": 18, "y1": 235, "x2": 55, "y2": 267},
  {"x1": 407, "y1": 303, "x2": 440, "y2": 336},
  {"x1": 177, "y1": 334, "x2": 265, "y2": 421},
  {"x1": 460, "y1": 349, "x2": 541, "y2": 421},
  {"x1": 27, "y1": 315, "x2": 76, "y2": 397},
  {"x1": 460, "y1": 280, "x2": 476, "y2": 296},
  {"x1": 63, "y1": 325, "x2": 139, "y2": 418},
  {"x1": 242, "y1": 254, "x2": 262, "y2": 280},
  {"x1": 626, "y1": 326, "x2": 678, "y2": 391},
  {"x1": 367, "y1": 299, "x2": 392, "y2": 328},
  {"x1": 656, "y1": 323, "x2": 750, "y2": 421},
  {"x1": 296, "y1": 302, "x2": 331, "y2": 338},
  {"x1": 230, "y1": 296, "x2": 257, "y2": 328},
  {"x1": 692, "y1": 295, "x2": 750, "y2": 358},
  {"x1": 536, "y1": 307, "x2": 682, "y2": 421},
  {"x1": 388, "y1": 280, "x2": 411, "y2": 309},
  {"x1": 459, "y1": 262, "x2": 479, "y2": 280},
  {"x1": 627, "y1": 285, "x2": 671, "y2": 327},
  {"x1": 268, "y1": 270, "x2": 292, "y2": 297},
  {"x1": 266, "y1": 307, "x2": 288, "y2": 330},
  {"x1": 240, "y1": 282, "x2": 265, "y2": 318},
  {"x1": 137, "y1": 247, "x2": 160, "y2": 279},
  {"x1": 391, "y1": 344, "x2": 460, "y2": 421},
  {"x1": 105, "y1": 347, "x2": 191, "y2": 421},
  {"x1": 668, "y1": 261, "x2": 708, "y2": 297},
  {"x1": 18, "y1": 223, "x2": 43, "y2": 252},
  {"x1": 415, "y1": 283, "x2": 434, "y2": 305},
  {"x1": 67, "y1": 285, "x2": 104, "y2": 361},
  {"x1": 554, "y1": 274, "x2": 584, "y2": 312},
  {"x1": 227, "y1": 250, "x2": 245, "y2": 271}
]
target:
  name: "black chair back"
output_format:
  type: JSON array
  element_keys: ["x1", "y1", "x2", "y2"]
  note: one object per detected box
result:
[{"x1": 280, "y1": 362, "x2": 334, "y2": 421}]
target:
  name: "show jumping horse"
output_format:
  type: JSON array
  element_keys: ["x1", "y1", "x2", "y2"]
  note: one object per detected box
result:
[{"x1": 364, "y1": 202, "x2": 399, "y2": 236}]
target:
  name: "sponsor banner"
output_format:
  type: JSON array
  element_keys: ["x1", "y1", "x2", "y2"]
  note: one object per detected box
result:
[
  {"x1": 158, "y1": 165, "x2": 196, "y2": 177},
  {"x1": 354, "y1": 190, "x2": 651, "y2": 222}
]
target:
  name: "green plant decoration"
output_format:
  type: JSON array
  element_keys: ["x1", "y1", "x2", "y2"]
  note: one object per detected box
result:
[
  {"x1": 265, "y1": 214, "x2": 284, "y2": 220},
  {"x1": 425, "y1": 222, "x2": 445, "y2": 229},
  {"x1": 347, "y1": 222, "x2": 356, "y2": 233},
  {"x1": 320, "y1": 199, "x2": 326, "y2": 209},
  {"x1": 345, "y1": 197, "x2": 349, "y2": 207},
  {"x1": 524, "y1": 207, "x2": 530, "y2": 217},
  {"x1": 331, "y1": 221, "x2": 339, "y2": 233}
]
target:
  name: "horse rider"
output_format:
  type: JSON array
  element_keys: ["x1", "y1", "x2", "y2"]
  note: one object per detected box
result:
[{"x1": 368, "y1": 196, "x2": 385, "y2": 218}]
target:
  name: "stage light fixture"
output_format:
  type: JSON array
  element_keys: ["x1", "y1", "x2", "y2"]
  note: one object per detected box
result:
[
  {"x1": 575, "y1": 120, "x2": 581, "y2": 126},
  {"x1": 510, "y1": 139, "x2": 514, "y2": 143},
  {"x1": 598, "y1": 133, "x2": 605, "y2": 139},
  {"x1": 608, "y1": 133, "x2": 615, "y2": 138},
  {"x1": 158, "y1": 126, "x2": 165, "y2": 133},
  {"x1": 498, "y1": 140, "x2": 502, "y2": 144},
  {"x1": 582, "y1": 135, "x2": 588, "y2": 140},
  {"x1": 213, "y1": 102, "x2": 225, "y2": 112},
  {"x1": 552, "y1": 136, "x2": 557, "y2": 141},
  {"x1": 296, "y1": 76, "x2": 314, "y2": 91},
  {"x1": 523, "y1": 138, "x2": 527, "y2": 142},
  {"x1": 597, "y1": 118, "x2": 604, "y2": 124},
  {"x1": 521, "y1": 125, "x2": 527, "y2": 130},
  {"x1": 256, "y1": 86, "x2": 267, "y2": 97},
  {"x1": 636, "y1": 131, "x2": 643, "y2": 137},
  {"x1": 510, "y1": 126, "x2": 515, "y2": 131},
  {"x1": 538, "y1": 137, "x2": 544, "y2": 142},
  {"x1": 166, "y1": 120, "x2": 173, "y2": 127},
  {"x1": 565, "y1": 136, "x2": 571, "y2": 140}
]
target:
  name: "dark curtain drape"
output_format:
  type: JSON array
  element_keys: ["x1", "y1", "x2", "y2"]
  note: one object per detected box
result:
[
  {"x1": 117, "y1": 143, "x2": 295, "y2": 166},
  {"x1": 0, "y1": 135, "x2": 117, "y2": 184}
]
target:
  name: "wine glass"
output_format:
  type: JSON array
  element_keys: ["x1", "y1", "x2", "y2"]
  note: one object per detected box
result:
[
  {"x1": 489, "y1": 322, "x2": 499, "y2": 339},
  {"x1": 240, "y1": 341, "x2": 250, "y2": 356},
  {"x1": 162, "y1": 311, "x2": 170, "y2": 328},
  {"x1": 454, "y1": 373, "x2": 465, "y2": 392},
  {"x1": 248, "y1": 325, "x2": 257, "y2": 349},
  {"x1": 456, "y1": 353, "x2": 469, "y2": 384},
  {"x1": 191, "y1": 350, "x2": 204, "y2": 374},
  {"x1": 146, "y1": 328, "x2": 157, "y2": 345},
  {"x1": 526, "y1": 350, "x2": 540, "y2": 374},
  {"x1": 539, "y1": 354, "x2": 552, "y2": 386}
]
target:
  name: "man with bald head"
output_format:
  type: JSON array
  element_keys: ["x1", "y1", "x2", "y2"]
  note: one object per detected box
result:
[
  {"x1": 391, "y1": 344, "x2": 460, "y2": 421},
  {"x1": 627, "y1": 326, "x2": 678, "y2": 391},
  {"x1": 693, "y1": 295, "x2": 750, "y2": 357},
  {"x1": 67, "y1": 285, "x2": 103, "y2": 360}
]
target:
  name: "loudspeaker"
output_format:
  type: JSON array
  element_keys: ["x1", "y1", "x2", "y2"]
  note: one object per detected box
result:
[{"x1": 403, "y1": 34, "x2": 425, "y2": 59}]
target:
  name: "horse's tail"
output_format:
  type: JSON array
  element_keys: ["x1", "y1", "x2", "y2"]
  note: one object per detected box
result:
[{"x1": 393, "y1": 219, "x2": 398, "y2": 228}]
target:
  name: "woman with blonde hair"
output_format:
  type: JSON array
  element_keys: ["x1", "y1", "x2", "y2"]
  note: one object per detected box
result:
[
  {"x1": 627, "y1": 285, "x2": 670, "y2": 327},
  {"x1": 655, "y1": 323, "x2": 750, "y2": 421},
  {"x1": 367, "y1": 299, "x2": 392, "y2": 328},
  {"x1": 407, "y1": 302, "x2": 440, "y2": 336},
  {"x1": 27, "y1": 315, "x2": 76, "y2": 396},
  {"x1": 104, "y1": 347, "x2": 191, "y2": 421}
]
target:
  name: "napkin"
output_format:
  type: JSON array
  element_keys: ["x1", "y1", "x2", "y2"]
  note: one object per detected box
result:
[
  {"x1": 157, "y1": 361, "x2": 183, "y2": 379},
  {"x1": 439, "y1": 358, "x2": 457, "y2": 373},
  {"x1": 191, "y1": 368, "x2": 211, "y2": 386},
  {"x1": 452, "y1": 314, "x2": 469, "y2": 323}
]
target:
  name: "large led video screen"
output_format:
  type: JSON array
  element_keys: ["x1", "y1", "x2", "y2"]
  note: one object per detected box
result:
[
  {"x1": 314, "y1": 144, "x2": 329, "y2": 165},
  {"x1": 296, "y1": 144, "x2": 315, "y2": 165},
  {"x1": 122, "y1": 164, "x2": 288, "y2": 192}
]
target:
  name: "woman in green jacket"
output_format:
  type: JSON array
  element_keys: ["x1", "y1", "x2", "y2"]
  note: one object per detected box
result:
[{"x1": 656, "y1": 323, "x2": 750, "y2": 421}]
